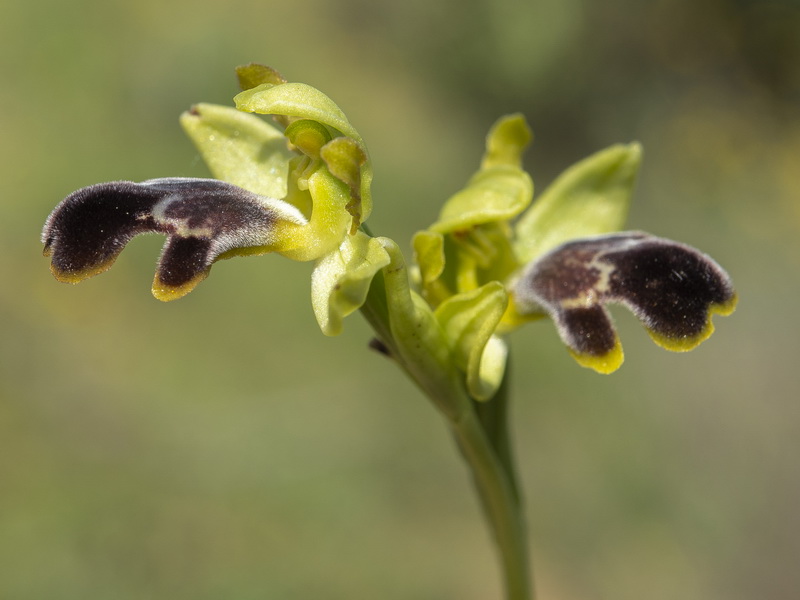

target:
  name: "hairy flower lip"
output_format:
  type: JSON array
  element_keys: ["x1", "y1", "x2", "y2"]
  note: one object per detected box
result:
[
  {"x1": 42, "y1": 177, "x2": 306, "y2": 301},
  {"x1": 513, "y1": 231, "x2": 737, "y2": 373}
]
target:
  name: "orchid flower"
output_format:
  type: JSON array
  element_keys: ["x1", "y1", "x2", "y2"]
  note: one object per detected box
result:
[
  {"x1": 412, "y1": 114, "x2": 736, "y2": 378},
  {"x1": 43, "y1": 64, "x2": 378, "y2": 312}
]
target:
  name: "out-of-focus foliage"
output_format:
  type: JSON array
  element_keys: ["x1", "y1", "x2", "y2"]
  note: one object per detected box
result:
[{"x1": 2, "y1": 0, "x2": 799, "y2": 599}]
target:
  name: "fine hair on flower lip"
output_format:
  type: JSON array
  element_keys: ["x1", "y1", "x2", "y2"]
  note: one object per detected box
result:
[
  {"x1": 42, "y1": 178, "x2": 305, "y2": 300},
  {"x1": 512, "y1": 232, "x2": 737, "y2": 372}
]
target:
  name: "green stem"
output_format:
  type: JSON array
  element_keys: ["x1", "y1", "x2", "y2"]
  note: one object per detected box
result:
[
  {"x1": 360, "y1": 259, "x2": 533, "y2": 600},
  {"x1": 452, "y1": 404, "x2": 532, "y2": 600},
  {"x1": 473, "y1": 356, "x2": 521, "y2": 501}
]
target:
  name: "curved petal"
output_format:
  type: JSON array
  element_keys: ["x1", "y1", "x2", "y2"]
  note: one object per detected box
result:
[
  {"x1": 513, "y1": 232, "x2": 737, "y2": 373},
  {"x1": 431, "y1": 167, "x2": 534, "y2": 234},
  {"x1": 430, "y1": 115, "x2": 533, "y2": 234},
  {"x1": 311, "y1": 231, "x2": 390, "y2": 336},
  {"x1": 42, "y1": 178, "x2": 307, "y2": 301},
  {"x1": 235, "y1": 82, "x2": 363, "y2": 141},
  {"x1": 434, "y1": 282, "x2": 509, "y2": 401},
  {"x1": 275, "y1": 166, "x2": 355, "y2": 262}
]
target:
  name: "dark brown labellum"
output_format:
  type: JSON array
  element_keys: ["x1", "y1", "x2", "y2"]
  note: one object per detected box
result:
[
  {"x1": 42, "y1": 178, "x2": 292, "y2": 300},
  {"x1": 514, "y1": 232, "x2": 737, "y2": 372}
]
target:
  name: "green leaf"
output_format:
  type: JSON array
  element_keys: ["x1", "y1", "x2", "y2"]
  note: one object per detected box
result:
[
  {"x1": 311, "y1": 231, "x2": 390, "y2": 336},
  {"x1": 514, "y1": 142, "x2": 642, "y2": 264},
  {"x1": 180, "y1": 103, "x2": 292, "y2": 199}
]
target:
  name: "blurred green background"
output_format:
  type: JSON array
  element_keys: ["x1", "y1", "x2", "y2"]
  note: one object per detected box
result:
[{"x1": 2, "y1": 0, "x2": 799, "y2": 598}]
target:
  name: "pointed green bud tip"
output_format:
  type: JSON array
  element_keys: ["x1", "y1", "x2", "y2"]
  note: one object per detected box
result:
[{"x1": 482, "y1": 113, "x2": 533, "y2": 169}]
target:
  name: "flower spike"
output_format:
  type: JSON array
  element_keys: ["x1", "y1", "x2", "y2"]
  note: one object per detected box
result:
[
  {"x1": 513, "y1": 232, "x2": 737, "y2": 373},
  {"x1": 42, "y1": 178, "x2": 307, "y2": 301}
]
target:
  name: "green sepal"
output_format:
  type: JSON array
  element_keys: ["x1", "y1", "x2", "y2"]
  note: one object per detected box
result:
[
  {"x1": 235, "y1": 63, "x2": 287, "y2": 92},
  {"x1": 311, "y1": 231, "x2": 390, "y2": 336},
  {"x1": 514, "y1": 142, "x2": 642, "y2": 264},
  {"x1": 180, "y1": 103, "x2": 293, "y2": 199},
  {"x1": 434, "y1": 282, "x2": 509, "y2": 401},
  {"x1": 234, "y1": 81, "x2": 373, "y2": 223}
]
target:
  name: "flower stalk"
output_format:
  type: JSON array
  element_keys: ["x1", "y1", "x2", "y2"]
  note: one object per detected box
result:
[
  {"x1": 453, "y1": 399, "x2": 531, "y2": 600},
  {"x1": 360, "y1": 266, "x2": 532, "y2": 599}
]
